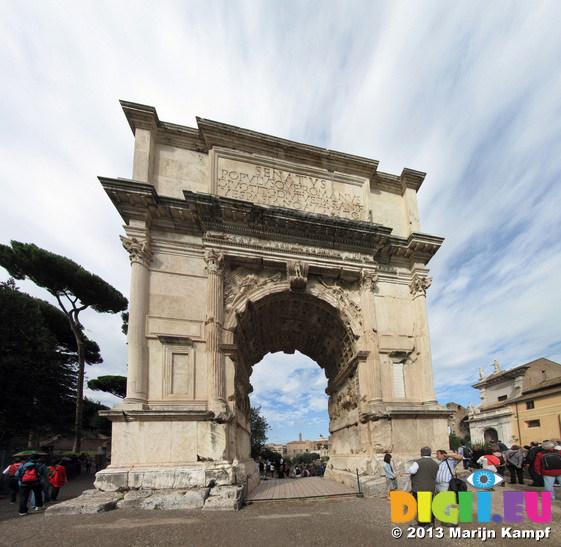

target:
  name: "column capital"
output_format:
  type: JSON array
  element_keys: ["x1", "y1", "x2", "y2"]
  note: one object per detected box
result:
[
  {"x1": 360, "y1": 268, "x2": 378, "y2": 292},
  {"x1": 410, "y1": 274, "x2": 432, "y2": 296},
  {"x1": 204, "y1": 249, "x2": 225, "y2": 276},
  {"x1": 121, "y1": 234, "x2": 152, "y2": 267}
]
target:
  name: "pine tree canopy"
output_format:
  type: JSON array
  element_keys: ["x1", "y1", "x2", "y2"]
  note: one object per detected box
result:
[{"x1": 0, "y1": 241, "x2": 128, "y2": 314}]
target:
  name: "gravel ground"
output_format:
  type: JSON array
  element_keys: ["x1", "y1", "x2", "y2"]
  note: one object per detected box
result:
[{"x1": 1, "y1": 474, "x2": 559, "y2": 547}]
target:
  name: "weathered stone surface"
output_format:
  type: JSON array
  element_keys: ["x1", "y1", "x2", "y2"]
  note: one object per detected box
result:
[
  {"x1": 115, "y1": 489, "x2": 155, "y2": 509},
  {"x1": 203, "y1": 485, "x2": 246, "y2": 511},
  {"x1": 96, "y1": 102, "x2": 449, "y2": 498},
  {"x1": 135, "y1": 489, "x2": 209, "y2": 510},
  {"x1": 45, "y1": 490, "x2": 122, "y2": 515},
  {"x1": 94, "y1": 470, "x2": 130, "y2": 492}
]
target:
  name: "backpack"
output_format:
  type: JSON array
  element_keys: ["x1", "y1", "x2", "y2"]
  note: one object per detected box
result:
[
  {"x1": 541, "y1": 452, "x2": 561, "y2": 470},
  {"x1": 21, "y1": 464, "x2": 39, "y2": 483},
  {"x1": 463, "y1": 446, "x2": 473, "y2": 459},
  {"x1": 8, "y1": 462, "x2": 23, "y2": 476}
]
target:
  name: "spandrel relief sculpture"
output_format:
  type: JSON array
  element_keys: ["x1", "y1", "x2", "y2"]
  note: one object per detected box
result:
[{"x1": 224, "y1": 268, "x2": 282, "y2": 312}]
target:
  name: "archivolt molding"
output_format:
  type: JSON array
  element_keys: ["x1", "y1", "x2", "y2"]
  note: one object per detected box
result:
[{"x1": 310, "y1": 276, "x2": 363, "y2": 333}]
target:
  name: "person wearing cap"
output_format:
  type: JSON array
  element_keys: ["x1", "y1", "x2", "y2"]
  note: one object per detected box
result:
[{"x1": 534, "y1": 441, "x2": 561, "y2": 500}]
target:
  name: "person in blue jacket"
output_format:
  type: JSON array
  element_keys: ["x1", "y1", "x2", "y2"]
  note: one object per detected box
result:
[{"x1": 16, "y1": 454, "x2": 48, "y2": 516}]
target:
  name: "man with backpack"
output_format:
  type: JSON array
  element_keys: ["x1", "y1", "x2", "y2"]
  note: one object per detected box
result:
[
  {"x1": 15, "y1": 453, "x2": 48, "y2": 516},
  {"x1": 535, "y1": 441, "x2": 561, "y2": 500},
  {"x1": 458, "y1": 442, "x2": 473, "y2": 470}
]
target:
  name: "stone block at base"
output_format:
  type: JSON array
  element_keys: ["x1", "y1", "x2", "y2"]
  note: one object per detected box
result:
[
  {"x1": 122, "y1": 488, "x2": 210, "y2": 510},
  {"x1": 203, "y1": 485, "x2": 246, "y2": 511},
  {"x1": 46, "y1": 490, "x2": 122, "y2": 515}
]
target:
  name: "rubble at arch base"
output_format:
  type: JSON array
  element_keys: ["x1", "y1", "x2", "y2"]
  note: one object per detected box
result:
[{"x1": 94, "y1": 101, "x2": 450, "y2": 507}]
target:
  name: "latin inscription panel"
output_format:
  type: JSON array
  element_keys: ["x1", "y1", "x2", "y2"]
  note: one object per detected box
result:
[{"x1": 214, "y1": 151, "x2": 367, "y2": 220}]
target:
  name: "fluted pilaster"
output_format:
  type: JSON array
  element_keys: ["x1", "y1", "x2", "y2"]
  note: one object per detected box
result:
[
  {"x1": 121, "y1": 234, "x2": 152, "y2": 405},
  {"x1": 359, "y1": 268, "x2": 382, "y2": 404},
  {"x1": 410, "y1": 274, "x2": 437, "y2": 403},
  {"x1": 204, "y1": 250, "x2": 227, "y2": 413}
]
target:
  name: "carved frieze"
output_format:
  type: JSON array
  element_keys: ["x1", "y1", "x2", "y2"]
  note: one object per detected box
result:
[{"x1": 204, "y1": 232, "x2": 379, "y2": 265}]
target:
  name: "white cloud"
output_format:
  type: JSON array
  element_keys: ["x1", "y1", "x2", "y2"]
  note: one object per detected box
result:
[{"x1": 1, "y1": 0, "x2": 560, "y2": 442}]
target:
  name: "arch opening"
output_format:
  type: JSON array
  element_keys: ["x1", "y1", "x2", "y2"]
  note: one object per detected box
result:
[
  {"x1": 484, "y1": 428, "x2": 499, "y2": 444},
  {"x1": 228, "y1": 289, "x2": 359, "y2": 458},
  {"x1": 249, "y1": 351, "x2": 329, "y2": 447},
  {"x1": 232, "y1": 290, "x2": 356, "y2": 382}
]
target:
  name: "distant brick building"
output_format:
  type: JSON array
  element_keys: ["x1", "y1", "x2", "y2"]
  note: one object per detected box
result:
[
  {"x1": 446, "y1": 403, "x2": 470, "y2": 440},
  {"x1": 286, "y1": 433, "x2": 330, "y2": 457}
]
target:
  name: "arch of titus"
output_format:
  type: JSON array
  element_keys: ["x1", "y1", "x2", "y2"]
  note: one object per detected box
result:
[{"x1": 96, "y1": 101, "x2": 449, "y2": 498}]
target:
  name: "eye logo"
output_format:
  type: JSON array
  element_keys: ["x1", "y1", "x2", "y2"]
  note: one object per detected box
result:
[{"x1": 466, "y1": 470, "x2": 505, "y2": 489}]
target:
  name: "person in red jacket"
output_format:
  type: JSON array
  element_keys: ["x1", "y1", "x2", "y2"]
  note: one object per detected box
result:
[
  {"x1": 48, "y1": 459, "x2": 68, "y2": 501},
  {"x1": 2, "y1": 457, "x2": 24, "y2": 503},
  {"x1": 534, "y1": 441, "x2": 561, "y2": 500}
]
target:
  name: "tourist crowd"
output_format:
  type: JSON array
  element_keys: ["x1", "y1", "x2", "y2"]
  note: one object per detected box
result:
[
  {"x1": 2, "y1": 451, "x2": 99, "y2": 516},
  {"x1": 384, "y1": 438, "x2": 561, "y2": 528},
  {"x1": 257, "y1": 459, "x2": 326, "y2": 479}
]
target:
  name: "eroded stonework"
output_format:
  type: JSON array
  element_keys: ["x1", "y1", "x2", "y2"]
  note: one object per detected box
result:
[{"x1": 97, "y1": 101, "x2": 450, "y2": 502}]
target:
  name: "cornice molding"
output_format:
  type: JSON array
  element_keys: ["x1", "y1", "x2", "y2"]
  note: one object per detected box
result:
[{"x1": 99, "y1": 176, "x2": 443, "y2": 266}]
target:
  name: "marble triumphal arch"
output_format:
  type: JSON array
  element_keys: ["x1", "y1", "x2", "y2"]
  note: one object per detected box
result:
[{"x1": 96, "y1": 101, "x2": 449, "y2": 499}]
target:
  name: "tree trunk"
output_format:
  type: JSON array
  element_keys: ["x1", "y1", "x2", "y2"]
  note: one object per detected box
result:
[
  {"x1": 69, "y1": 317, "x2": 86, "y2": 454},
  {"x1": 72, "y1": 339, "x2": 85, "y2": 453}
]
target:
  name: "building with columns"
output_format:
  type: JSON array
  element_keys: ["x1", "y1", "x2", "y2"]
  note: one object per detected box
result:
[{"x1": 468, "y1": 358, "x2": 561, "y2": 445}]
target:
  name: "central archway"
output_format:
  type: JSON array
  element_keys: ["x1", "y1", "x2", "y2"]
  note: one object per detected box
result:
[
  {"x1": 222, "y1": 277, "x2": 364, "y2": 473},
  {"x1": 234, "y1": 289, "x2": 355, "y2": 376}
]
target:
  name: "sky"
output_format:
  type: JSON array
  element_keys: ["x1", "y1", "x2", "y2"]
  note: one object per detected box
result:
[{"x1": 1, "y1": 0, "x2": 560, "y2": 446}]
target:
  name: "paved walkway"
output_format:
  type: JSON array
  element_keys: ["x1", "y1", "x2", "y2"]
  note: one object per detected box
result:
[
  {"x1": 1, "y1": 473, "x2": 560, "y2": 546},
  {"x1": 0, "y1": 471, "x2": 96, "y2": 521},
  {"x1": 247, "y1": 477, "x2": 358, "y2": 501}
]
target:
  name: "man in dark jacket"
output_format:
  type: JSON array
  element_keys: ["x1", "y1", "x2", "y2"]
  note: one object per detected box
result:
[
  {"x1": 408, "y1": 446, "x2": 439, "y2": 527},
  {"x1": 525, "y1": 442, "x2": 544, "y2": 487},
  {"x1": 15, "y1": 454, "x2": 49, "y2": 516}
]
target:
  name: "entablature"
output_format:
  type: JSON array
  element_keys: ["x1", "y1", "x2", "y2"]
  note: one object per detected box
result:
[{"x1": 100, "y1": 177, "x2": 443, "y2": 267}]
